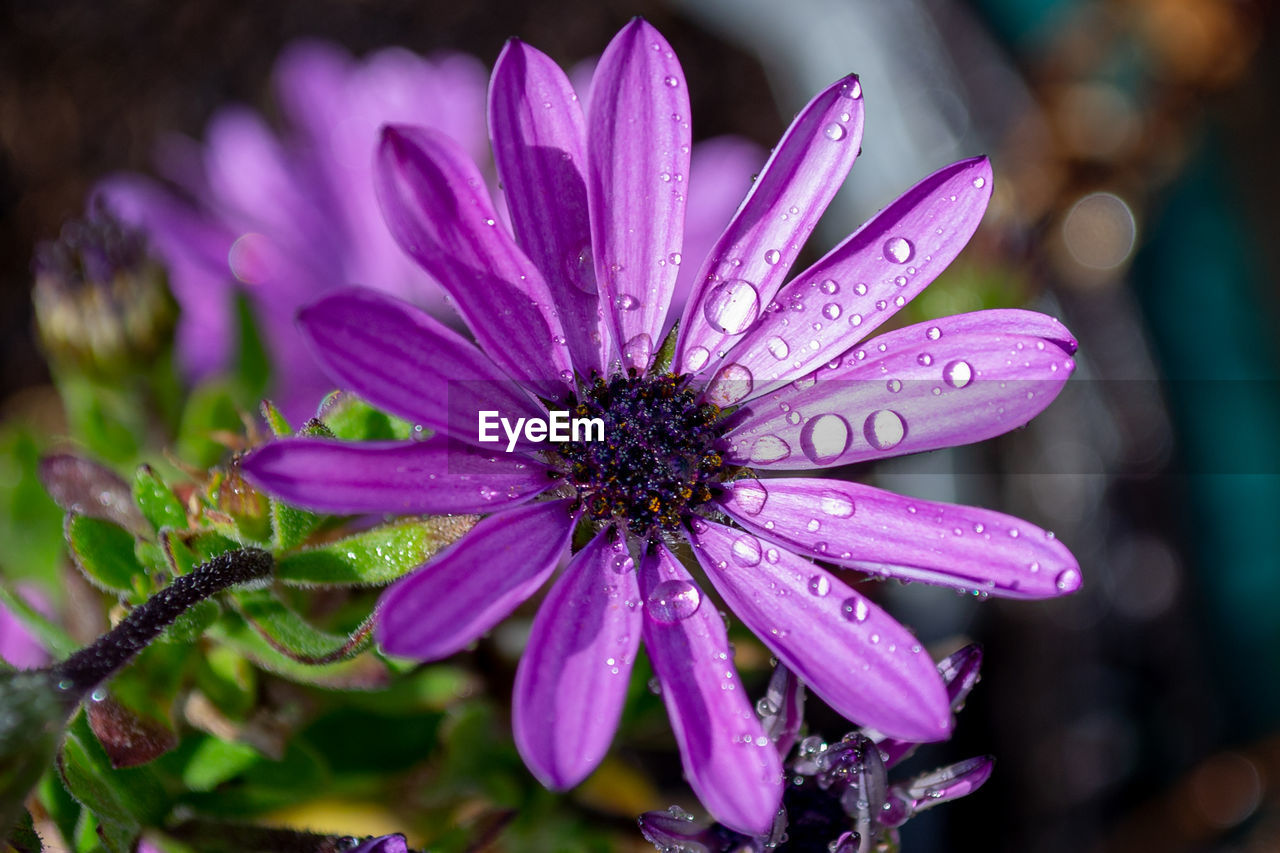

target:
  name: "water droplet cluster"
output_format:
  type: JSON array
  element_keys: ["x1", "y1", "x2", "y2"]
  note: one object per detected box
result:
[{"x1": 554, "y1": 371, "x2": 726, "y2": 534}]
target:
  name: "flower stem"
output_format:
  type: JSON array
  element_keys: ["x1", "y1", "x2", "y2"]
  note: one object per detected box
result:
[{"x1": 49, "y1": 548, "x2": 273, "y2": 702}]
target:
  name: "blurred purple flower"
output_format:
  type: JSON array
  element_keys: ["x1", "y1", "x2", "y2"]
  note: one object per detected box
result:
[
  {"x1": 347, "y1": 833, "x2": 408, "y2": 853},
  {"x1": 242, "y1": 20, "x2": 1079, "y2": 834},
  {"x1": 640, "y1": 648, "x2": 993, "y2": 852},
  {"x1": 96, "y1": 40, "x2": 761, "y2": 418},
  {"x1": 0, "y1": 586, "x2": 51, "y2": 670}
]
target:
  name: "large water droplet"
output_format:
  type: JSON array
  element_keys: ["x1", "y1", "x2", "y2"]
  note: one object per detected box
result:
[
  {"x1": 766, "y1": 336, "x2": 790, "y2": 360},
  {"x1": 820, "y1": 491, "x2": 855, "y2": 518},
  {"x1": 732, "y1": 480, "x2": 768, "y2": 515},
  {"x1": 568, "y1": 244, "x2": 596, "y2": 293},
  {"x1": 823, "y1": 122, "x2": 846, "y2": 141},
  {"x1": 841, "y1": 596, "x2": 870, "y2": 623},
  {"x1": 616, "y1": 293, "x2": 640, "y2": 311},
  {"x1": 704, "y1": 279, "x2": 761, "y2": 334},
  {"x1": 942, "y1": 360, "x2": 973, "y2": 389},
  {"x1": 647, "y1": 579, "x2": 702, "y2": 623},
  {"x1": 1055, "y1": 567, "x2": 1081, "y2": 592},
  {"x1": 623, "y1": 333, "x2": 653, "y2": 366},
  {"x1": 863, "y1": 409, "x2": 907, "y2": 450},
  {"x1": 731, "y1": 534, "x2": 762, "y2": 566},
  {"x1": 664, "y1": 75, "x2": 679, "y2": 88},
  {"x1": 808, "y1": 575, "x2": 831, "y2": 597},
  {"x1": 840, "y1": 78, "x2": 862, "y2": 99},
  {"x1": 749, "y1": 434, "x2": 791, "y2": 464},
  {"x1": 684, "y1": 345, "x2": 710, "y2": 371},
  {"x1": 883, "y1": 237, "x2": 915, "y2": 264},
  {"x1": 822, "y1": 303, "x2": 842, "y2": 321},
  {"x1": 820, "y1": 279, "x2": 839, "y2": 295},
  {"x1": 886, "y1": 378, "x2": 902, "y2": 393},
  {"x1": 764, "y1": 249, "x2": 782, "y2": 265},
  {"x1": 668, "y1": 252, "x2": 682, "y2": 266},
  {"x1": 800, "y1": 413, "x2": 851, "y2": 464},
  {"x1": 926, "y1": 326, "x2": 942, "y2": 341},
  {"x1": 707, "y1": 363, "x2": 753, "y2": 405}
]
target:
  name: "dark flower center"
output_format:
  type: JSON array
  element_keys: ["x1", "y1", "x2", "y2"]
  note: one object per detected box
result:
[{"x1": 554, "y1": 370, "x2": 726, "y2": 535}]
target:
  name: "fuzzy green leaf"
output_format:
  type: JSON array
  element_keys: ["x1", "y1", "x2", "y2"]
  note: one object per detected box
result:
[
  {"x1": 259, "y1": 400, "x2": 291, "y2": 438},
  {"x1": 275, "y1": 516, "x2": 476, "y2": 588},
  {"x1": 58, "y1": 715, "x2": 167, "y2": 851},
  {"x1": 316, "y1": 391, "x2": 413, "y2": 441},
  {"x1": 231, "y1": 589, "x2": 373, "y2": 665},
  {"x1": 65, "y1": 513, "x2": 144, "y2": 594},
  {"x1": 132, "y1": 465, "x2": 186, "y2": 533}
]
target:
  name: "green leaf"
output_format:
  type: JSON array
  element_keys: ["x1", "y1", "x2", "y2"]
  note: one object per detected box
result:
[
  {"x1": 276, "y1": 516, "x2": 476, "y2": 587},
  {"x1": 316, "y1": 391, "x2": 412, "y2": 441},
  {"x1": 0, "y1": 671, "x2": 67, "y2": 837},
  {"x1": 0, "y1": 427, "x2": 68, "y2": 587},
  {"x1": 177, "y1": 737, "x2": 261, "y2": 793},
  {"x1": 191, "y1": 646, "x2": 257, "y2": 721},
  {"x1": 161, "y1": 598, "x2": 220, "y2": 644},
  {"x1": 5, "y1": 804, "x2": 41, "y2": 853},
  {"x1": 652, "y1": 319, "x2": 680, "y2": 374},
  {"x1": 175, "y1": 383, "x2": 242, "y2": 469},
  {"x1": 57, "y1": 715, "x2": 167, "y2": 851},
  {"x1": 259, "y1": 400, "x2": 290, "y2": 438},
  {"x1": 161, "y1": 530, "x2": 240, "y2": 577},
  {"x1": 132, "y1": 465, "x2": 186, "y2": 533},
  {"x1": 231, "y1": 292, "x2": 270, "y2": 403},
  {"x1": 209, "y1": 614, "x2": 388, "y2": 690},
  {"x1": 64, "y1": 513, "x2": 144, "y2": 594},
  {"x1": 231, "y1": 589, "x2": 373, "y2": 665}
]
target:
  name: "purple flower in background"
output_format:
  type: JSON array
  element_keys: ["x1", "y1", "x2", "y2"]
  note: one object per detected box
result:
[
  {"x1": 243, "y1": 20, "x2": 1080, "y2": 834},
  {"x1": 0, "y1": 587, "x2": 51, "y2": 670},
  {"x1": 96, "y1": 40, "x2": 761, "y2": 418}
]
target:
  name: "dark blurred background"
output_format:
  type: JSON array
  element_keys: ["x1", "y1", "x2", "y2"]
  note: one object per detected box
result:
[{"x1": 3, "y1": 1, "x2": 1279, "y2": 851}]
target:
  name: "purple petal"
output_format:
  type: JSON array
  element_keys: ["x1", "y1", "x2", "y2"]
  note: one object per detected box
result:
[
  {"x1": 879, "y1": 643, "x2": 984, "y2": 767},
  {"x1": 640, "y1": 544, "x2": 783, "y2": 836},
  {"x1": 898, "y1": 755, "x2": 994, "y2": 811},
  {"x1": 348, "y1": 835, "x2": 409, "y2": 853},
  {"x1": 717, "y1": 478, "x2": 1081, "y2": 599},
  {"x1": 723, "y1": 310, "x2": 1076, "y2": 467},
  {"x1": 676, "y1": 74, "x2": 865, "y2": 376},
  {"x1": 376, "y1": 499, "x2": 575, "y2": 660},
  {"x1": 513, "y1": 527, "x2": 642, "y2": 788},
  {"x1": 587, "y1": 20, "x2": 691, "y2": 369},
  {"x1": 0, "y1": 586, "x2": 52, "y2": 669},
  {"x1": 688, "y1": 518, "x2": 951, "y2": 743},
  {"x1": 760, "y1": 663, "x2": 805, "y2": 758},
  {"x1": 297, "y1": 287, "x2": 546, "y2": 449},
  {"x1": 716, "y1": 157, "x2": 995, "y2": 394},
  {"x1": 489, "y1": 39, "x2": 606, "y2": 374},
  {"x1": 375, "y1": 125, "x2": 572, "y2": 395},
  {"x1": 670, "y1": 137, "x2": 767, "y2": 322},
  {"x1": 241, "y1": 436, "x2": 554, "y2": 515}
]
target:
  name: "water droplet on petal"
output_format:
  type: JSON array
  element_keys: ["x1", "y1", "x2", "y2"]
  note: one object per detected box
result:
[
  {"x1": 917, "y1": 352, "x2": 933, "y2": 366},
  {"x1": 808, "y1": 575, "x2": 831, "y2": 597},
  {"x1": 863, "y1": 409, "x2": 907, "y2": 450},
  {"x1": 749, "y1": 434, "x2": 791, "y2": 464},
  {"x1": 623, "y1": 333, "x2": 653, "y2": 366},
  {"x1": 766, "y1": 336, "x2": 790, "y2": 360},
  {"x1": 883, "y1": 236, "x2": 915, "y2": 264},
  {"x1": 972, "y1": 176, "x2": 986, "y2": 188},
  {"x1": 820, "y1": 491, "x2": 855, "y2": 518},
  {"x1": 800, "y1": 413, "x2": 851, "y2": 464},
  {"x1": 764, "y1": 249, "x2": 782, "y2": 265},
  {"x1": 616, "y1": 293, "x2": 640, "y2": 310},
  {"x1": 886, "y1": 378, "x2": 902, "y2": 393},
  {"x1": 822, "y1": 302, "x2": 842, "y2": 320},
  {"x1": 731, "y1": 534, "x2": 762, "y2": 566},
  {"x1": 943, "y1": 360, "x2": 973, "y2": 388},
  {"x1": 668, "y1": 252, "x2": 682, "y2": 266},
  {"x1": 664, "y1": 75, "x2": 679, "y2": 87},
  {"x1": 568, "y1": 244, "x2": 596, "y2": 293},
  {"x1": 685, "y1": 345, "x2": 710, "y2": 371},
  {"x1": 732, "y1": 480, "x2": 768, "y2": 515},
  {"x1": 840, "y1": 78, "x2": 862, "y2": 99},
  {"x1": 648, "y1": 579, "x2": 701, "y2": 623},
  {"x1": 926, "y1": 326, "x2": 942, "y2": 341},
  {"x1": 1055, "y1": 567, "x2": 1081, "y2": 592},
  {"x1": 823, "y1": 122, "x2": 846, "y2": 141},
  {"x1": 841, "y1": 596, "x2": 870, "y2": 623},
  {"x1": 849, "y1": 313, "x2": 863, "y2": 327},
  {"x1": 707, "y1": 363, "x2": 753, "y2": 405},
  {"x1": 704, "y1": 279, "x2": 761, "y2": 334},
  {"x1": 853, "y1": 282, "x2": 868, "y2": 296},
  {"x1": 820, "y1": 279, "x2": 839, "y2": 295}
]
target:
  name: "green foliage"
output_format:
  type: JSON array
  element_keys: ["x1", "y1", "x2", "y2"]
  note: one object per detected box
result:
[
  {"x1": 276, "y1": 517, "x2": 475, "y2": 587},
  {"x1": 133, "y1": 464, "x2": 187, "y2": 532},
  {"x1": 64, "y1": 513, "x2": 146, "y2": 595}
]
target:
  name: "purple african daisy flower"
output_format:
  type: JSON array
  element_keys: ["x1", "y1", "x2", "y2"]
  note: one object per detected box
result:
[
  {"x1": 242, "y1": 19, "x2": 1079, "y2": 835},
  {"x1": 96, "y1": 39, "x2": 760, "y2": 419}
]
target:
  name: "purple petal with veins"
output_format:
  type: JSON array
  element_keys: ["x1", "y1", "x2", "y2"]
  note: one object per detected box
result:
[
  {"x1": 717, "y1": 478, "x2": 1081, "y2": 599},
  {"x1": 723, "y1": 311, "x2": 1075, "y2": 465},
  {"x1": 677, "y1": 74, "x2": 864, "y2": 377},
  {"x1": 587, "y1": 20, "x2": 691, "y2": 369}
]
